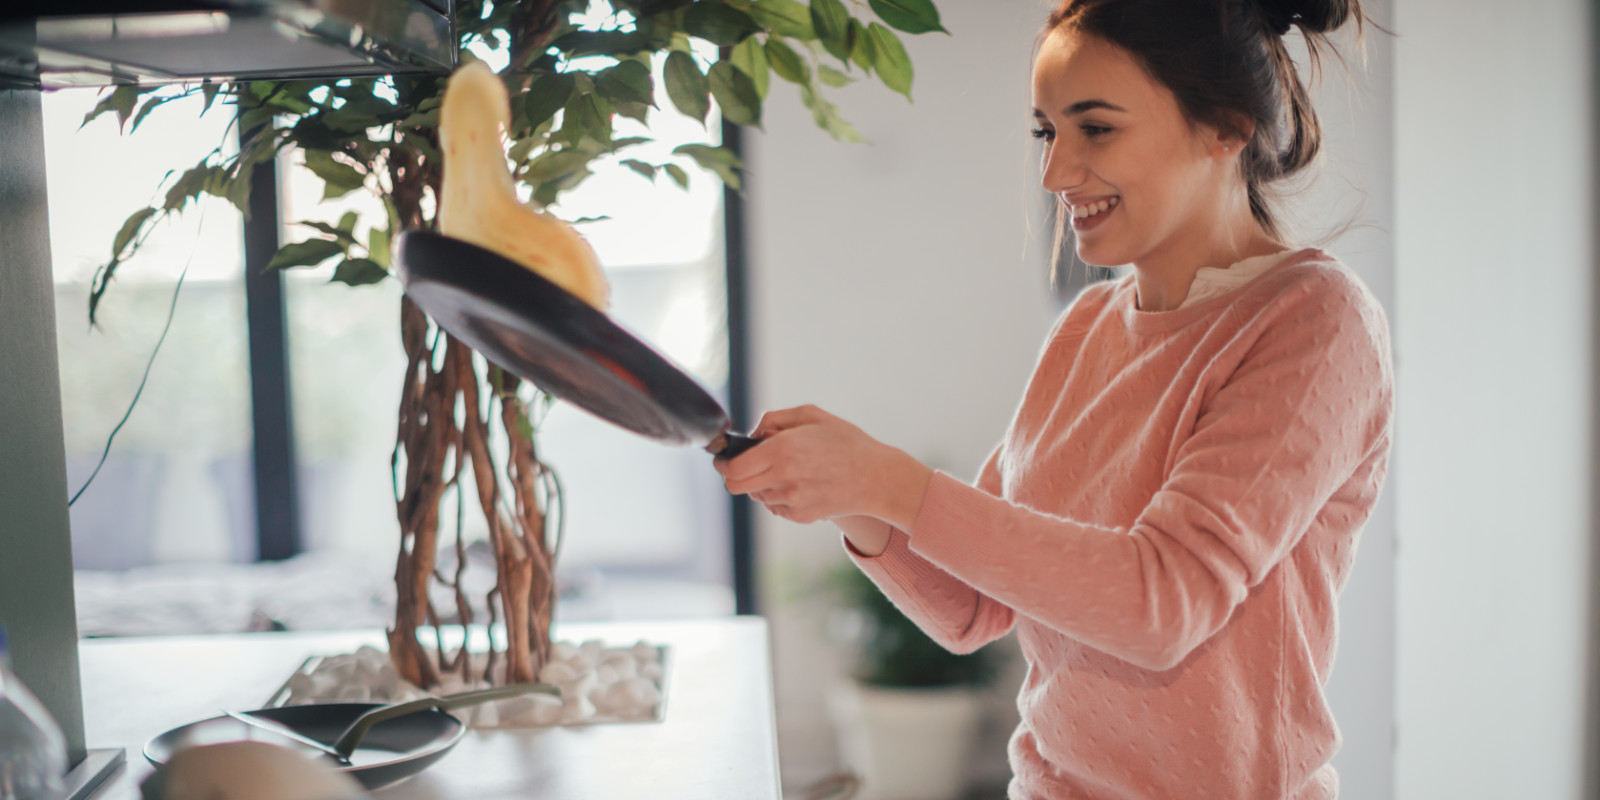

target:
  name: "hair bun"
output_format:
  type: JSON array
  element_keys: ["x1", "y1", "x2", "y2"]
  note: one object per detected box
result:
[{"x1": 1254, "y1": 0, "x2": 1356, "y2": 36}]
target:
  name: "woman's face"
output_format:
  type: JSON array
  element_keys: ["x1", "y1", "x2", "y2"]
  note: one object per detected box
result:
[{"x1": 1031, "y1": 29, "x2": 1238, "y2": 268}]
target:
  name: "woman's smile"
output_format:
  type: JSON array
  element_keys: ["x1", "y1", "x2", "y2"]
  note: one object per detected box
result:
[{"x1": 1068, "y1": 195, "x2": 1120, "y2": 232}]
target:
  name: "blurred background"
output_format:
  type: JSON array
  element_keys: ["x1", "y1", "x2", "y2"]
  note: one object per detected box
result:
[{"x1": 34, "y1": 0, "x2": 1598, "y2": 798}]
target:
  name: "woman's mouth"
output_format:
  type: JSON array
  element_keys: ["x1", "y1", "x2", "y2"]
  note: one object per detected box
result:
[{"x1": 1070, "y1": 196, "x2": 1119, "y2": 232}]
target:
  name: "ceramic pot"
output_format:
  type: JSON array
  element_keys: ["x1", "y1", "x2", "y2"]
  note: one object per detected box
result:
[{"x1": 828, "y1": 681, "x2": 984, "y2": 800}]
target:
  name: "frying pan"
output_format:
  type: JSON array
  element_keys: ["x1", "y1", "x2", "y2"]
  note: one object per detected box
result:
[
  {"x1": 392, "y1": 230, "x2": 760, "y2": 458},
  {"x1": 144, "y1": 684, "x2": 555, "y2": 791}
]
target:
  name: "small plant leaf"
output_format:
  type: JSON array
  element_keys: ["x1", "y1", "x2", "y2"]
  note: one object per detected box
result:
[
  {"x1": 810, "y1": 0, "x2": 852, "y2": 62},
  {"x1": 664, "y1": 162, "x2": 690, "y2": 189},
  {"x1": 800, "y1": 83, "x2": 863, "y2": 142},
  {"x1": 764, "y1": 38, "x2": 811, "y2": 84},
  {"x1": 674, "y1": 143, "x2": 743, "y2": 190},
  {"x1": 297, "y1": 220, "x2": 359, "y2": 245},
  {"x1": 367, "y1": 226, "x2": 391, "y2": 268},
  {"x1": 524, "y1": 71, "x2": 578, "y2": 131},
  {"x1": 200, "y1": 81, "x2": 223, "y2": 115},
  {"x1": 268, "y1": 238, "x2": 346, "y2": 270},
  {"x1": 709, "y1": 60, "x2": 762, "y2": 128},
  {"x1": 683, "y1": 2, "x2": 761, "y2": 45},
  {"x1": 596, "y1": 60, "x2": 655, "y2": 108},
  {"x1": 849, "y1": 19, "x2": 876, "y2": 72},
  {"x1": 303, "y1": 150, "x2": 366, "y2": 199},
  {"x1": 111, "y1": 207, "x2": 157, "y2": 260},
  {"x1": 867, "y1": 0, "x2": 947, "y2": 34},
  {"x1": 750, "y1": 0, "x2": 816, "y2": 40},
  {"x1": 331, "y1": 257, "x2": 389, "y2": 286},
  {"x1": 664, "y1": 50, "x2": 712, "y2": 124},
  {"x1": 868, "y1": 23, "x2": 913, "y2": 99},
  {"x1": 817, "y1": 65, "x2": 853, "y2": 87},
  {"x1": 731, "y1": 36, "x2": 770, "y2": 99},
  {"x1": 621, "y1": 159, "x2": 658, "y2": 180}
]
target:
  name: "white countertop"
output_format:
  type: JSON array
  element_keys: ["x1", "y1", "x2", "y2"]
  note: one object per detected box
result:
[{"x1": 78, "y1": 617, "x2": 783, "y2": 799}]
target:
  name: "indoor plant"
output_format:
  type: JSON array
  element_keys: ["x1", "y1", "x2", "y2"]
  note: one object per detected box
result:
[
  {"x1": 81, "y1": 0, "x2": 947, "y2": 693},
  {"x1": 825, "y1": 563, "x2": 998, "y2": 800}
]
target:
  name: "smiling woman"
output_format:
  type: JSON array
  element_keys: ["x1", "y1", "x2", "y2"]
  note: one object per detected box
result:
[{"x1": 714, "y1": 1, "x2": 1392, "y2": 798}]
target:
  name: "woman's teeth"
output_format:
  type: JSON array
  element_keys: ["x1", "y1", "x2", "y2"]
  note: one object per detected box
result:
[{"x1": 1072, "y1": 196, "x2": 1120, "y2": 218}]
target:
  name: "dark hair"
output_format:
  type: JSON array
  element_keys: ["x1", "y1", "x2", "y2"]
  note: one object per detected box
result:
[{"x1": 1042, "y1": 0, "x2": 1367, "y2": 254}]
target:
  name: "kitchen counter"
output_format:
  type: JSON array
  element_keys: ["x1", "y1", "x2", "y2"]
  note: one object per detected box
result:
[{"x1": 78, "y1": 617, "x2": 783, "y2": 799}]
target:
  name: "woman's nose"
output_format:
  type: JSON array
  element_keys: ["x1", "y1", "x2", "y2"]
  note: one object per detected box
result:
[{"x1": 1040, "y1": 141, "x2": 1086, "y2": 194}]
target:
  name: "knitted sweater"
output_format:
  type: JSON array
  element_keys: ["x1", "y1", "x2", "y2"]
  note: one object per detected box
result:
[{"x1": 848, "y1": 249, "x2": 1394, "y2": 799}]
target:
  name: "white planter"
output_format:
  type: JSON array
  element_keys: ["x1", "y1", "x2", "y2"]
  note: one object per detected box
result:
[{"x1": 828, "y1": 681, "x2": 984, "y2": 800}]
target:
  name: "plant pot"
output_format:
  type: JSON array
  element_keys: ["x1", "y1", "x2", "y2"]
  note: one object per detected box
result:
[{"x1": 827, "y1": 680, "x2": 984, "y2": 800}]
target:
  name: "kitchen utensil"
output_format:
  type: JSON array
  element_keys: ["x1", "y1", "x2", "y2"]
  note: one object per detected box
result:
[
  {"x1": 392, "y1": 230, "x2": 761, "y2": 458},
  {"x1": 146, "y1": 684, "x2": 556, "y2": 791},
  {"x1": 221, "y1": 710, "x2": 350, "y2": 764}
]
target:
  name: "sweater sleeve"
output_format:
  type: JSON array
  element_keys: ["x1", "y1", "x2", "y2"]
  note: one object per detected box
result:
[
  {"x1": 907, "y1": 277, "x2": 1394, "y2": 671},
  {"x1": 843, "y1": 445, "x2": 1017, "y2": 654}
]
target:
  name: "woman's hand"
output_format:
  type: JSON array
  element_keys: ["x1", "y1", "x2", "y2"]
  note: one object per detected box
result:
[{"x1": 713, "y1": 405, "x2": 934, "y2": 530}]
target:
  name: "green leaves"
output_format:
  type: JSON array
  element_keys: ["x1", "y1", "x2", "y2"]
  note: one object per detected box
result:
[
  {"x1": 867, "y1": 23, "x2": 913, "y2": 99},
  {"x1": 267, "y1": 238, "x2": 345, "y2": 270},
  {"x1": 764, "y1": 37, "x2": 810, "y2": 84},
  {"x1": 810, "y1": 0, "x2": 852, "y2": 62},
  {"x1": 731, "y1": 37, "x2": 770, "y2": 99},
  {"x1": 664, "y1": 51, "x2": 711, "y2": 124},
  {"x1": 524, "y1": 72, "x2": 578, "y2": 131},
  {"x1": 596, "y1": 60, "x2": 655, "y2": 108},
  {"x1": 674, "y1": 143, "x2": 743, "y2": 190},
  {"x1": 302, "y1": 150, "x2": 366, "y2": 200},
  {"x1": 867, "y1": 0, "x2": 947, "y2": 34},
  {"x1": 750, "y1": 0, "x2": 816, "y2": 40},
  {"x1": 683, "y1": 2, "x2": 761, "y2": 45},
  {"x1": 800, "y1": 83, "x2": 862, "y2": 142},
  {"x1": 817, "y1": 65, "x2": 853, "y2": 88},
  {"x1": 112, "y1": 207, "x2": 157, "y2": 261},
  {"x1": 331, "y1": 257, "x2": 389, "y2": 286},
  {"x1": 708, "y1": 61, "x2": 762, "y2": 128},
  {"x1": 82, "y1": 85, "x2": 147, "y2": 130}
]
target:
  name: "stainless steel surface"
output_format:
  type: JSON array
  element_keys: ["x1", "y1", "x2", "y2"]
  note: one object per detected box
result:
[
  {"x1": 0, "y1": 0, "x2": 454, "y2": 88},
  {"x1": 221, "y1": 710, "x2": 350, "y2": 763}
]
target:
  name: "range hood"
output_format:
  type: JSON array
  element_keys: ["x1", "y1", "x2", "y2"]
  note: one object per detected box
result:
[{"x1": 0, "y1": 0, "x2": 455, "y2": 89}]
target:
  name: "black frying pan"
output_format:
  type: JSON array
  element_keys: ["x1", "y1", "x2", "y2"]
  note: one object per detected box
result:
[
  {"x1": 144, "y1": 685, "x2": 553, "y2": 791},
  {"x1": 393, "y1": 230, "x2": 760, "y2": 458}
]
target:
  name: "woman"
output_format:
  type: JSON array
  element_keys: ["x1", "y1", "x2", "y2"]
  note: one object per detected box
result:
[{"x1": 716, "y1": 0, "x2": 1392, "y2": 797}]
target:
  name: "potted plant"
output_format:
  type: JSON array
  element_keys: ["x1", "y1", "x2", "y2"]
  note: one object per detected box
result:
[
  {"x1": 824, "y1": 563, "x2": 998, "y2": 800},
  {"x1": 80, "y1": 0, "x2": 947, "y2": 695}
]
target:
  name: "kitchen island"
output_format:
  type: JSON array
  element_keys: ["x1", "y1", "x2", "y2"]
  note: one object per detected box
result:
[{"x1": 77, "y1": 617, "x2": 782, "y2": 799}]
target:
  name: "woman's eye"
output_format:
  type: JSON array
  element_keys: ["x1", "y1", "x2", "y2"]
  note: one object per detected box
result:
[
  {"x1": 1081, "y1": 123, "x2": 1113, "y2": 138},
  {"x1": 1030, "y1": 127, "x2": 1054, "y2": 141}
]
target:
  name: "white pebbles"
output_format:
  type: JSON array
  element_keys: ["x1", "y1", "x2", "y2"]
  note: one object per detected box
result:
[{"x1": 276, "y1": 640, "x2": 665, "y2": 728}]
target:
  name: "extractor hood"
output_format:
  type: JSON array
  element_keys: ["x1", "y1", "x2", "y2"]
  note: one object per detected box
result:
[{"x1": 0, "y1": 1, "x2": 456, "y2": 89}]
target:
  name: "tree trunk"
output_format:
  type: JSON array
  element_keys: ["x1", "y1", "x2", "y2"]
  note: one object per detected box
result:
[{"x1": 386, "y1": 0, "x2": 566, "y2": 692}]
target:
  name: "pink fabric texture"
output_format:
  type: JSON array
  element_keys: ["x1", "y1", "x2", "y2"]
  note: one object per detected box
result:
[{"x1": 848, "y1": 249, "x2": 1394, "y2": 799}]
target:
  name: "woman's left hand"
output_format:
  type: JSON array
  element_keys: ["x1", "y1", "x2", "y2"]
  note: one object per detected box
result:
[{"x1": 713, "y1": 404, "x2": 934, "y2": 529}]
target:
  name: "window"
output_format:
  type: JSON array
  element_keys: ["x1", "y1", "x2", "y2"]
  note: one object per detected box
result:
[{"x1": 47, "y1": 58, "x2": 741, "y2": 633}]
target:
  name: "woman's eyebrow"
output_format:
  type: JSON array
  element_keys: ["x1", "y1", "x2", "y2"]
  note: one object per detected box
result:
[
  {"x1": 1032, "y1": 100, "x2": 1128, "y2": 118},
  {"x1": 1063, "y1": 99, "x2": 1126, "y2": 115}
]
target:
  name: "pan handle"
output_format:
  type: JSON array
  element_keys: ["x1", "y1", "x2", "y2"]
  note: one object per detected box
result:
[
  {"x1": 332, "y1": 683, "x2": 559, "y2": 758},
  {"x1": 706, "y1": 432, "x2": 761, "y2": 459}
]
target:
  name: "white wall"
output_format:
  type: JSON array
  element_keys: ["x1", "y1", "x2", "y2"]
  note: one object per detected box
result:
[
  {"x1": 1393, "y1": 0, "x2": 1595, "y2": 798},
  {"x1": 745, "y1": 0, "x2": 1407, "y2": 793},
  {"x1": 1286, "y1": 4, "x2": 1398, "y2": 797}
]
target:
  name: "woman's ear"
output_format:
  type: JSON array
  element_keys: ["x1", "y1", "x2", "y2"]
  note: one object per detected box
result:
[{"x1": 1212, "y1": 115, "x2": 1255, "y2": 159}]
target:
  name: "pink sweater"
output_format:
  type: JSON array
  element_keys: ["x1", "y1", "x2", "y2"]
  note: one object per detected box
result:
[{"x1": 849, "y1": 249, "x2": 1394, "y2": 799}]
